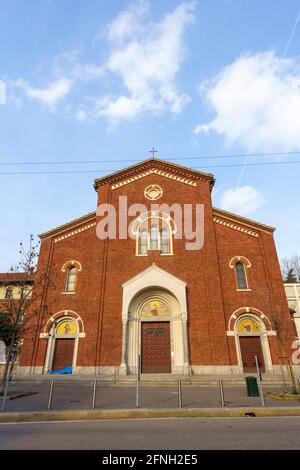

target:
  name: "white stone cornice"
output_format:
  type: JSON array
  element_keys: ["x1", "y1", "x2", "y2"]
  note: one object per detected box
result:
[
  {"x1": 111, "y1": 169, "x2": 197, "y2": 190},
  {"x1": 54, "y1": 222, "x2": 96, "y2": 244},
  {"x1": 213, "y1": 217, "x2": 259, "y2": 237}
]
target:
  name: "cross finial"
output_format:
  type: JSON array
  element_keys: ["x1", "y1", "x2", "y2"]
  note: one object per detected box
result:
[{"x1": 149, "y1": 147, "x2": 158, "y2": 159}]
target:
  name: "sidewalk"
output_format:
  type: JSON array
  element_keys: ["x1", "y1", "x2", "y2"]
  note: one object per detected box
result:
[
  {"x1": 1, "y1": 380, "x2": 299, "y2": 414},
  {"x1": 2, "y1": 406, "x2": 300, "y2": 424}
]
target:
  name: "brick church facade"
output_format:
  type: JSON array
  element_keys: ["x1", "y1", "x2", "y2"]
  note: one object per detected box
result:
[{"x1": 18, "y1": 159, "x2": 296, "y2": 376}]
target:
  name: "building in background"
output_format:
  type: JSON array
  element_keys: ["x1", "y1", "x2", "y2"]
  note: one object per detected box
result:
[
  {"x1": 0, "y1": 271, "x2": 35, "y2": 373},
  {"x1": 284, "y1": 283, "x2": 300, "y2": 340}
]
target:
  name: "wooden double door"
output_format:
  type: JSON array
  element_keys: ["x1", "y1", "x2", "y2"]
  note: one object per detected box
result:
[
  {"x1": 239, "y1": 336, "x2": 265, "y2": 373},
  {"x1": 141, "y1": 322, "x2": 171, "y2": 373}
]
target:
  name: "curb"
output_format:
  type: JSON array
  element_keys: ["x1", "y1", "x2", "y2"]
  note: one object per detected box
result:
[{"x1": 1, "y1": 407, "x2": 300, "y2": 423}]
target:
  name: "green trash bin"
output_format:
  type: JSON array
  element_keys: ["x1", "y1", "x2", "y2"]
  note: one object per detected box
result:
[{"x1": 245, "y1": 376, "x2": 259, "y2": 397}]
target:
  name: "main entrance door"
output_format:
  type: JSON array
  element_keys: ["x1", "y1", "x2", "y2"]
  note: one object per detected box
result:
[
  {"x1": 52, "y1": 339, "x2": 75, "y2": 370},
  {"x1": 239, "y1": 336, "x2": 265, "y2": 373},
  {"x1": 141, "y1": 322, "x2": 171, "y2": 373}
]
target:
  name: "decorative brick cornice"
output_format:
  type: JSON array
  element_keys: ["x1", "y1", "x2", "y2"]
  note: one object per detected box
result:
[
  {"x1": 94, "y1": 158, "x2": 215, "y2": 191},
  {"x1": 39, "y1": 211, "x2": 96, "y2": 240},
  {"x1": 54, "y1": 222, "x2": 96, "y2": 244},
  {"x1": 111, "y1": 168, "x2": 197, "y2": 190},
  {"x1": 213, "y1": 216, "x2": 259, "y2": 238},
  {"x1": 213, "y1": 207, "x2": 275, "y2": 233}
]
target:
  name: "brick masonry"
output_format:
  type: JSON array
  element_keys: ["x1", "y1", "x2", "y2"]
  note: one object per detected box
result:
[{"x1": 18, "y1": 159, "x2": 296, "y2": 374}]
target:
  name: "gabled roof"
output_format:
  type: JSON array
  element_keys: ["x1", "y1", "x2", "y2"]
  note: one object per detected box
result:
[
  {"x1": 39, "y1": 211, "x2": 96, "y2": 240},
  {"x1": 212, "y1": 207, "x2": 275, "y2": 233},
  {"x1": 94, "y1": 157, "x2": 215, "y2": 190}
]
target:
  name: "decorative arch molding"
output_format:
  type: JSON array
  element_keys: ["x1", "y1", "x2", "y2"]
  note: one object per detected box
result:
[
  {"x1": 42, "y1": 311, "x2": 85, "y2": 373},
  {"x1": 229, "y1": 256, "x2": 251, "y2": 268},
  {"x1": 42, "y1": 310, "x2": 85, "y2": 336},
  {"x1": 227, "y1": 307, "x2": 272, "y2": 332},
  {"x1": 132, "y1": 212, "x2": 177, "y2": 256},
  {"x1": 128, "y1": 287, "x2": 182, "y2": 320},
  {"x1": 61, "y1": 260, "x2": 82, "y2": 272},
  {"x1": 228, "y1": 308, "x2": 276, "y2": 374},
  {"x1": 131, "y1": 211, "x2": 177, "y2": 236},
  {"x1": 120, "y1": 264, "x2": 189, "y2": 375},
  {"x1": 122, "y1": 263, "x2": 187, "y2": 321}
]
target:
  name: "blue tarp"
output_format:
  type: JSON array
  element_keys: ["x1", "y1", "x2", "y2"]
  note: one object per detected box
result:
[{"x1": 50, "y1": 366, "x2": 73, "y2": 375}]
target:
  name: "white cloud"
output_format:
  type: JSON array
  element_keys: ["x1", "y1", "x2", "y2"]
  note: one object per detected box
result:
[
  {"x1": 96, "y1": 1, "x2": 195, "y2": 122},
  {"x1": 195, "y1": 51, "x2": 300, "y2": 152},
  {"x1": 220, "y1": 186, "x2": 264, "y2": 216},
  {"x1": 107, "y1": 0, "x2": 149, "y2": 43},
  {"x1": 13, "y1": 77, "x2": 72, "y2": 110},
  {"x1": 11, "y1": 1, "x2": 194, "y2": 122}
]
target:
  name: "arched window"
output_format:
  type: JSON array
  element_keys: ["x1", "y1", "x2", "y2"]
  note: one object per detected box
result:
[
  {"x1": 5, "y1": 287, "x2": 13, "y2": 299},
  {"x1": 65, "y1": 267, "x2": 77, "y2": 292},
  {"x1": 235, "y1": 262, "x2": 248, "y2": 289},
  {"x1": 150, "y1": 224, "x2": 159, "y2": 250},
  {"x1": 161, "y1": 228, "x2": 169, "y2": 254},
  {"x1": 139, "y1": 229, "x2": 148, "y2": 254},
  {"x1": 135, "y1": 213, "x2": 174, "y2": 256}
]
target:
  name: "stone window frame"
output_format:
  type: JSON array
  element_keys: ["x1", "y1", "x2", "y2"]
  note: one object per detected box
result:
[
  {"x1": 229, "y1": 256, "x2": 252, "y2": 291},
  {"x1": 61, "y1": 260, "x2": 82, "y2": 295},
  {"x1": 133, "y1": 212, "x2": 175, "y2": 257}
]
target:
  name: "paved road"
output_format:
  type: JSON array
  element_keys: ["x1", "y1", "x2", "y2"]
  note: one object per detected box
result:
[{"x1": 1, "y1": 417, "x2": 300, "y2": 450}]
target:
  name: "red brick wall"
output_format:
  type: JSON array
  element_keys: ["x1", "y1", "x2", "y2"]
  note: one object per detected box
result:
[{"x1": 19, "y1": 169, "x2": 295, "y2": 371}]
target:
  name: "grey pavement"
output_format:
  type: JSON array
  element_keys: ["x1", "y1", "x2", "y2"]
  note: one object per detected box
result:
[
  {"x1": 1, "y1": 417, "x2": 300, "y2": 449},
  {"x1": 1, "y1": 381, "x2": 300, "y2": 412}
]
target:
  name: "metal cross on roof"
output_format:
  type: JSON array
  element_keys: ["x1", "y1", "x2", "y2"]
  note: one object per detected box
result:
[{"x1": 149, "y1": 147, "x2": 158, "y2": 159}]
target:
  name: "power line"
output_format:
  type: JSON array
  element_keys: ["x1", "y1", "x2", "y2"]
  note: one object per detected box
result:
[
  {"x1": 0, "y1": 159, "x2": 299, "y2": 175},
  {"x1": 0, "y1": 150, "x2": 300, "y2": 166}
]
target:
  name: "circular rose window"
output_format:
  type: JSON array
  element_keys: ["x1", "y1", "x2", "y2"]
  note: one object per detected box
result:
[{"x1": 144, "y1": 184, "x2": 163, "y2": 200}]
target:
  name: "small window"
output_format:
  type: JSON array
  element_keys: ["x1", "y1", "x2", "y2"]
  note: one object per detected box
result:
[
  {"x1": 150, "y1": 224, "x2": 159, "y2": 250},
  {"x1": 5, "y1": 287, "x2": 13, "y2": 299},
  {"x1": 65, "y1": 267, "x2": 77, "y2": 292},
  {"x1": 235, "y1": 262, "x2": 248, "y2": 289},
  {"x1": 21, "y1": 287, "x2": 30, "y2": 299}
]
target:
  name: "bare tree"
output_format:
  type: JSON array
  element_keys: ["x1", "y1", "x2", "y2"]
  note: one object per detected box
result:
[
  {"x1": 0, "y1": 235, "x2": 52, "y2": 393},
  {"x1": 269, "y1": 299, "x2": 298, "y2": 392},
  {"x1": 281, "y1": 253, "x2": 300, "y2": 282}
]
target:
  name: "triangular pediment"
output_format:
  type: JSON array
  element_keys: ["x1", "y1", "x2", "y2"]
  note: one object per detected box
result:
[
  {"x1": 122, "y1": 263, "x2": 187, "y2": 289},
  {"x1": 94, "y1": 158, "x2": 215, "y2": 191}
]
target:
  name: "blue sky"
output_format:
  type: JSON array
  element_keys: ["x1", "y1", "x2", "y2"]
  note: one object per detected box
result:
[{"x1": 0, "y1": 0, "x2": 300, "y2": 270}]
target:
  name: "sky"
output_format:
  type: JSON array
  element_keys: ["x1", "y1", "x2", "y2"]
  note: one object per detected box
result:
[{"x1": 0, "y1": 0, "x2": 300, "y2": 270}]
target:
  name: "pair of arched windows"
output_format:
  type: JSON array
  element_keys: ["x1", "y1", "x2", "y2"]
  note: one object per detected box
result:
[{"x1": 138, "y1": 218, "x2": 172, "y2": 255}]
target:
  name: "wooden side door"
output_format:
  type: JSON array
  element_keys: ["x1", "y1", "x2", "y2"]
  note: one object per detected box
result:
[
  {"x1": 52, "y1": 339, "x2": 75, "y2": 370},
  {"x1": 239, "y1": 336, "x2": 265, "y2": 373}
]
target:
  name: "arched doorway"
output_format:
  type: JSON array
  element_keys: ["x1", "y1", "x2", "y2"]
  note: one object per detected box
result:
[
  {"x1": 120, "y1": 264, "x2": 189, "y2": 375},
  {"x1": 123, "y1": 287, "x2": 188, "y2": 374},
  {"x1": 46, "y1": 318, "x2": 78, "y2": 372},
  {"x1": 235, "y1": 315, "x2": 271, "y2": 373}
]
